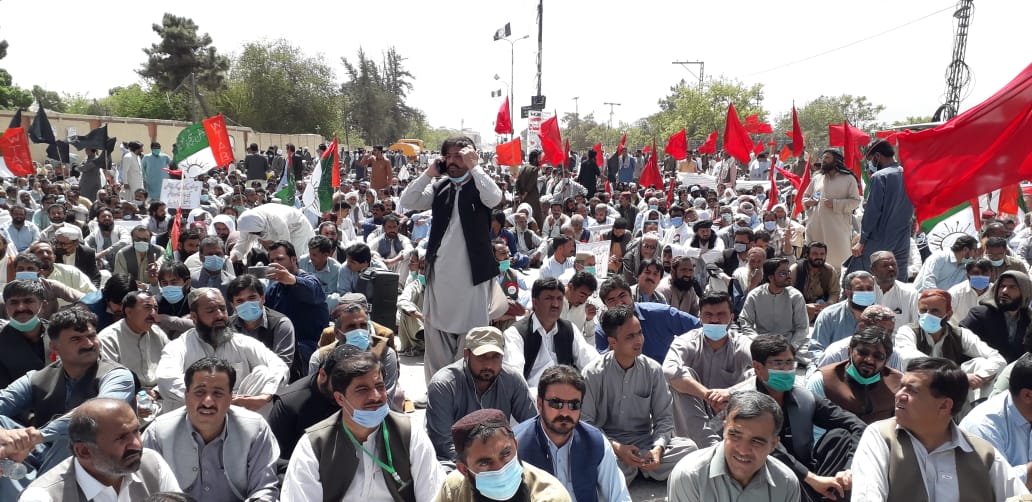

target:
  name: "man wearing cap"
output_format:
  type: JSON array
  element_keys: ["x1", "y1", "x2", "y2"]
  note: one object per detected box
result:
[
  {"x1": 281, "y1": 349, "x2": 444, "y2": 501},
  {"x1": 437, "y1": 408, "x2": 572, "y2": 501},
  {"x1": 53, "y1": 224, "x2": 101, "y2": 287},
  {"x1": 688, "y1": 218, "x2": 725, "y2": 264},
  {"x1": 802, "y1": 149, "x2": 861, "y2": 272},
  {"x1": 850, "y1": 139, "x2": 914, "y2": 281},
  {"x1": 426, "y1": 326, "x2": 537, "y2": 463}
]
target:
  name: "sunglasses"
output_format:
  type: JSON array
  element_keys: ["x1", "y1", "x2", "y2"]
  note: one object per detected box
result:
[
  {"x1": 855, "y1": 347, "x2": 888, "y2": 362},
  {"x1": 544, "y1": 398, "x2": 582, "y2": 411}
]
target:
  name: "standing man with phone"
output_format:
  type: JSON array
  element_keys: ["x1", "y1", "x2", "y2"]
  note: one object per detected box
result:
[{"x1": 400, "y1": 137, "x2": 504, "y2": 382}]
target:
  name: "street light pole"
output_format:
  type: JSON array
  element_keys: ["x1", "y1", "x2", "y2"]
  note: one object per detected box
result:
[
  {"x1": 498, "y1": 34, "x2": 529, "y2": 140},
  {"x1": 604, "y1": 102, "x2": 621, "y2": 147}
]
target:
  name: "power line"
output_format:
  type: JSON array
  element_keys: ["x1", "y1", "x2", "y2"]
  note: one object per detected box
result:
[{"x1": 742, "y1": 5, "x2": 955, "y2": 78}]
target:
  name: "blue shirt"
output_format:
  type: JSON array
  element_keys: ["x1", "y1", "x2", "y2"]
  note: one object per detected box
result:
[
  {"x1": 5, "y1": 222, "x2": 40, "y2": 252},
  {"x1": 265, "y1": 270, "x2": 329, "y2": 345},
  {"x1": 594, "y1": 302, "x2": 701, "y2": 363},
  {"x1": 539, "y1": 421, "x2": 632, "y2": 502},
  {"x1": 914, "y1": 250, "x2": 968, "y2": 292},
  {"x1": 811, "y1": 301, "x2": 859, "y2": 356},
  {"x1": 299, "y1": 255, "x2": 341, "y2": 296},
  {"x1": 335, "y1": 259, "x2": 386, "y2": 295},
  {"x1": 141, "y1": 152, "x2": 171, "y2": 198},
  {"x1": 959, "y1": 391, "x2": 1032, "y2": 483},
  {"x1": 0, "y1": 365, "x2": 135, "y2": 441}
]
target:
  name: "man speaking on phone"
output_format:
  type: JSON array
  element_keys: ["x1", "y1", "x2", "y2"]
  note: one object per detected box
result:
[{"x1": 400, "y1": 137, "x2": 504, "y2": 382}]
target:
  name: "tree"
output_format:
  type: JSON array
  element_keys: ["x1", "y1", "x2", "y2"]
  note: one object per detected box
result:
[
  {"x1": 31, "y1": 85, "x2": 65, "y2": 112},
  {"x1": 106, "y1": 84, "x2": 189, "y2": 120},
  {"x1": 218, "y1": 39, "x2": 340, "y2": 135},
  {"x1": 560, "y1": 112, "x2": 610, "y2": 152},
  {"x1": 138, "y1": 13, "x2": 229, "y2": 94},
  {"x1": 0, "y1": 68, "x2": 31, "y2": 110},
  {"x1": 775, "y1": 94, "x2": 885, "y2": 149},
  {"x1": 649, "y1": 77, "x2": 767, "y2": 148},
  {"x1": 341, "y1": 47, "x2": 422, "y2": 145},
  {"x1": 63, "y1": 93, "x2": 113, "y2": 116}
]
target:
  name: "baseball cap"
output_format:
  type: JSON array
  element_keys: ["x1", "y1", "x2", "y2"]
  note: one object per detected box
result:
[{"x1": 465, "y1": 326, "x2": 505, "y2": 356}]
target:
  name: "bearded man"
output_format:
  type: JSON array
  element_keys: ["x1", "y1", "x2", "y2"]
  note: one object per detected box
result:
[{"x1": 801, "y1": 149, "x2": 861, "y2": 271}]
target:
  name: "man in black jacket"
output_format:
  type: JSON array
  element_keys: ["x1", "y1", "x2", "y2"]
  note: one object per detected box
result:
[
  {"x1": 54, "y1": 225, "x2": 101, "y2": 287},
  {"x1": 961, "y1": 270, "x2": 1032, "y2": 363},
  {"x1": 577, "y1": 150, "x2": 601, "y2": 198}
]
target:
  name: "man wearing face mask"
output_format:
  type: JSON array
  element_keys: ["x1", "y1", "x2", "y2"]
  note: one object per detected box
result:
[
  {"x1": 948, "y1": 258, "x2": 994, "y2": 323},
  {"x1": 662, "y1": 204, "x2": 692, "y2": 246},
  {"x1": 731, "y1": 335, "x2": 866, "y2": 502},
  {"x1": 189, "y1": 236, "x2": 234, "y2": 301},
  {"x1": 811, "y1": 271, "x2": 879, "y2": 360},
  {"x1": 141, "y1": 142, "x2": 170, "y2": 201},
  {"x1": 664, "y1": 292, "x2": 754, "y2": 447},
  {"x1": 851, "y1": 139, "x2": 914, "y2": 280},
  {"x1": 281, "y1": 350, "x2": 445, "y2": 502},
  {"x1": 435, "y1": 408, "x2": 570, "y2": 502},
  {"x1": 492, "y1": 241, "x2": 529, "y2": 332},
  {"x1": 12, "y1": 253, "x2": 84, "y2": 320},
  {"x1": 113, "y1": 226, "x2": 164, "y2": 288},
  {"x1": 806, "y1": 326, "x2": 903, "y2": 425},
  {"x1": 984, "y1": 236, "x2": 1027, "y2": 283},
  {"x1": 400, "y1": 137, "x2": 504, "y2": 384},
  {"x1": 156, "y1": 288, "x2": 288, "y2": 412},
  {"x1": 228, "y1": 274, "x2": 296, "y2": 371},
  {"x1": 915, "y1": 234, "x2": 979, "y2": 292},
  {"x1": 0, "y1": 280, "x2": 52, "y2": 389},
  {"x1": 898, "y1": 289, "x2": 1006, "y2": 403}
]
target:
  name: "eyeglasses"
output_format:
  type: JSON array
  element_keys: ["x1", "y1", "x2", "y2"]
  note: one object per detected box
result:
[
  {"x1": 855, "y1": 347, "x2": 888, "y2": 362},
  {"x1": 774, "y1": 271, "x2": 791, "y2": 277},
  {"x1": 544, "y1": 398, "x2": 582, "y2": 411},
  {"x1": 642, "y1": 244, "x2": 657, "y2": 250},
  {"x1": 765, "y1": 359, "x2": 797, "y2": 370}
]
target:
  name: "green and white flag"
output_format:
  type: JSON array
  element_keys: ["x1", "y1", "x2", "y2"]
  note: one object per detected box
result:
[
  {"x1": 172, "y1": 114, "x2": 234, "y2": 177},
  {"x1": 920, "y1": 202, "x2": 978, "y2": 254}
]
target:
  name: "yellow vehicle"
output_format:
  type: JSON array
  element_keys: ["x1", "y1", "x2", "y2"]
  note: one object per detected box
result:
[{"x1": 388, "y1": 139, "x2": 425, "y2": 161}]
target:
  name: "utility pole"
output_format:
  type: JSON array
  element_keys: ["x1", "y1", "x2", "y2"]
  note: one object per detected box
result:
[
  {"x1": 671, "y1": 60, "x2": 705, "y2": 88},
  {"x1": 603, "y1": 102, "x2": 621, "y2": 146},
  {"x1": 496, "y1": 35, "x2": 529, "y2": 139},
  {"x1": 573, "y1": 97, "x2": 579, "y2": 119},
  {"x1": 535, "y1": 0, "x2": 543, "y2": 97}
]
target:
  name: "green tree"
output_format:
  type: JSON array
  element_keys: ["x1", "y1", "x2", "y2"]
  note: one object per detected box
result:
[
  {"x1": 62, "y1": 93, "x2": 112, "y2": 116},
  {"x1": 138, "y1": 13, "x2": 229, "y2": 94},
  {"x1": 561, "y1": 112, "x2": 611, "y2": 152},
  {"x1": 775, "y1": 94, "x2": 885, "y2": 149},
  {"x1": 341, "y1": 47, "x2": 422, "y2": 145},
  {"x1": 651, "y1": 77, "x2": 767, "y2": 143},
  {"x1": 219, "y1": 39, "x2": 340, "y2": 135},
  {"x1": 0, "y1": 68, "x2": 31, "y2": 110},
  {"x1": 890, "y1": 115, "x2": 934, "y2": 127},
  {"x1": 31, "y1": 85, "x2": 65, "y2": 112},
  {"x1": 106, "y1": 84, "x2": 188, "y2": 120}
]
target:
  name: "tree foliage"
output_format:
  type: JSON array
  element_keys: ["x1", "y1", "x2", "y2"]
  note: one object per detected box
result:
[
  {"x1": 775, "y1": 94, "x2": 886, "y2": 149},
  {"x1": 138, "y1": 13, "x2": 229, "y2": 93},
  {"x1": 0, "y1": 68, "x2": 31, "y2": 110},
  {"x1": 650, "y1": 78, "x2": 768, "y2": 143},
  {"x1": 561, "y1": 113, "x2": 610, "y2": 152},
  {"x1": 341, "y1": 47, "x2": 421, "y2": 145},
  {"x1": 217, "y1": 39, "x2": 340, "y2": 135},
  {"x1": 31, "y1": 85, "x2": 64, "y2": 112}
]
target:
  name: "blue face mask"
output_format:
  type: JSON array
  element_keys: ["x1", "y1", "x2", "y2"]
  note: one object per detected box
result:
[
  {"x1": 474, "y1": 456, "x2": 525, "y2": 501},
  {"x1": 203, "y1": 255, "x2": 226, "y2": 272},
  {"x1": 919, "y1": 312, "x2": 943, "y2": 333},
  {"x1": 969, "y1": 275, "x2": 991, "y2": 290},
  {"x1": 702, "y1": 323, "x2": 728, "y2": 341},
  {"x1": 133, "y1": 241, "x2": 150, "y2": 253},
  {"x1": 765, "y1": 369, "x2": 796, "y2": 392},
  {"x1": 852, "y1": 291, "x2": 877, "y2": 307},
  {"x1": 343, "y1": 328, "x2": 371, "y2": 350},
  {"x1": 237, "y1": 301, "x2": 263, "y2": 322},
  {"x1": 162, "y1": 285, "x2": 185, "y2": 304},
  {"x1": 670, "y1": 217, "x2": 683, "y2": 227},
  {"x1": 346, "y1": 399, "x2": 389, "y2": 428},
  {"x1": 989, "y1": 258, "x2": 1005, "y2": 267},
  {"x1": 584, "y1": 266, "x2": 597, "y2": 275},
  {"x1": 9, "y1": 307, "x2": 41, "y2": 332},
  {"x1": 15, "y1": 271, "x2": 38, "y2": 281},
  {"x1": 763, "y1": 221, "x2": 777, "y2": 231},
  {"x1": 449, "y1": 171, "x2": 470, "y2": 184},
  {"x1": 200, "y1": 194, "x2": 210, "y2": 203},
  {"x1": 416, "y1": 274, "x2": 426, "y2": 286},
  {"x1": 648, "y1": 204, "x2": 658, "y2": 211},
  {"x1": 497, "y1": 259, "x2": 511, "y2": 273}
]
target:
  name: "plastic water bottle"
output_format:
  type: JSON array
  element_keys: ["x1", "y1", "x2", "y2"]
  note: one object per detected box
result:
[
  {"x1": 137, "y1": 390, "x2": 159, "y2": 417},
  {"x1": 0, "y1": 458, "x2": 27, "y2": 479}
]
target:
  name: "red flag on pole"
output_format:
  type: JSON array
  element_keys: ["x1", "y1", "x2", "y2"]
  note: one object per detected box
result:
[
  {"x1": 604, "y1": 179, "x2": 612, "y2": 195},
  {"x1": 495, "y1": 137, "x2": 523, "y2": 166},
  {"x1": 592, "y1": 143, "x2": 604, "y2": 167},
  {"x1": 999, "y1": 183, "x2": 1021, "y2": 216},
  {"x1": 563, "y1": 139, "x2": 571, "y2": 170},
  {"x1": 779, "y1": 144, "x2": 793, "y2": 160},
  {"x1": 538, "y1": 115, "x2": 565, "y2": 167},
  {"x1": 839, "y1": 121, "x2": 864, "y2": 195},
  {"x1": 617, "y1": 133, "x2": 627, "y2": 156},
  {"x1": 829, "y1": 123, "x2": 871, "y2": 148},
  {"x1": 664, "y1": 128, "x2": 688, "y2": 160},
  {"x1": 766, "y1": 157, "x2": 779, "y2": 211},
  {"x1": 329, "y1": 136, "x2": 341, "y2": 187},
  {"x1": 202, "y1": 114, "x2": 235, "y2": 167},
  {"x1": 698, "y1": 131, "x2": 718, "y2": 155},
  {"x1": 791, "y1": 105, "x2": 804, "y2": 157},
  {"x1": 666, "y1": 173, "x2": 676, "y2": 205},
  {"x1": 792, "y1": 158, "x2": 812, "y2": 218},
  {"x1": 723, "y1": 103, "x2": 753, "y2": 164},
  {"x1": 494, "y1": 97, "x2": 513, "y2": 135},
  {"x1": 639, "y1": 138, "x2": 664, "y2": 190},
  {"x1": 900, "y1": 62, "x2": 1032, "y2": 223},
  {"x1": 753, "y1": 140, "x2": 765, "y2": 156},
  {"x1": 0, "y1": 128, "x2": 34, "y2": 176},
  {"x1": 776, "y1": 166, "x2": 802, "y2": 191},
  {"x1": 642, "y1": 145, "x2": 652, "y2": 155}
]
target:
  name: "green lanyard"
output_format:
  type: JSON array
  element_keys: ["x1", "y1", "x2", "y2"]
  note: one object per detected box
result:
[{"x1": 342, "y1": 423, "x2": 403, "y2": 485}]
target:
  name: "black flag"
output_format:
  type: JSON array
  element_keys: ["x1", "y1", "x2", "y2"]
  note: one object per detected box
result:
[
  {"x1": 46, "y1": 141, "x2": 70, "y2": 164},
  {"x1": 70, "y1": 125, "x2": 108, "y2": 151},
  {"x1": 29, "y1": 106, "x2": 56, "y2": 144},
  {"x1": 7, "y1": 109, "x2": 22, "y2": 129}
]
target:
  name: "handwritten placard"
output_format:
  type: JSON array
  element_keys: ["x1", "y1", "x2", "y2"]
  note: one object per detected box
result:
[{"x1": 160, "y1": 179, "x2": 203, "y2": 209}]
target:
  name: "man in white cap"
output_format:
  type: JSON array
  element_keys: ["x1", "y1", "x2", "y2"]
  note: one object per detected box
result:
[{"x1": 54, "y1": 224, "x2": 100, "y2": 287}]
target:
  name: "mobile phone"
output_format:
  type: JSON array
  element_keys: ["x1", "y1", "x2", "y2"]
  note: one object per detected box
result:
[{"x1": 248, "y1": 266, "x2": 268, "y2": 277}]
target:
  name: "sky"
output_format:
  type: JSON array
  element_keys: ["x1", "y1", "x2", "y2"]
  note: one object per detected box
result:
[{"x1": 2, "y1": 0, "x2": 1030, "y2": 147}]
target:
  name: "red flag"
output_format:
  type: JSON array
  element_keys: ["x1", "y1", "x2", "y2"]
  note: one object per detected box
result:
[
  {"x1": 753, "y1": 140, "x2": 765, "y2": 155},
  {"x1": 328, "y1": 137, "x2": 341, "y2": 187},
  {"x1": 791, "y1": 106, "x2": 804, "y2": 157},
  {"x1": 779, "y1": 144, "x2": 793, "y2": 160},
  {"x1": 839, "y1": 121, "x2": 864, "y2": 195},
  {"x1": 723, "y1": 103, "x2": 753, "y2": 164},
  {"x1": 604, "y1": 179, "x2": 612, "y2": 195},
  {"x1": 0, "y1": 128, "x2": 34, "y2": 176},
  {"x1": 743, "y1": 114, "x2": 772, "y2": 134},
  {"x1": 592, "y1": 143, "x2": 604, "y2": 167},
  {"x1": 642, "y1": 145, "x2": 652, "y2": 154},
  {"x1": 639, "y1": 139, "x2": 664, "y2": 190},
  {"x1": 698, "y1": 131, "x2": 718, "y2": 155},
  {"x1": 666, "y1": 173, "x2": 676, "y2": 205},
  {"x1": 495, "y1": 137, "x2": 522, "y2": 166},
  {"x1": 617, "y1": 133, "x2": 627, "y2": 156},
  {"x1": 563, "y1": 139, "x2": 570, "y2": 169},
  {"x1": 999, "y1": 183, "x2": 1021, "y2": 216},
  {"x1": 202, "y1": 114, "x2": 235, "y2": 166},
  {"x1": 494, "y1": 97, "x2": 513, "y2": 135},
  {"x1": 664, "y1": 128, "x2": 688, "y2": 160},
  {"x1": 538, "y1": 115, "x2": 565, "y2": 167},
  {"x1": 901, "y1": 62, "x2": 1032, "y2": 222},
  {"x1": 776, "y1": 166, "x2": 802, "y2": 191},
  {"x1": 766, "y1": 156, "x2": 779, "y2": 211},
  {"x1": 792, "y1": 159, "x2": 812, "y2": 218},
  {"x1": 169, "y1": 211, "x2": 181, "y2": 253},
  {"x1": 874, "y1": 130, "x2": 904, "y2": 145},
  {"x1": 829, "y1": 123, "x2": 871, "y2": 148}
]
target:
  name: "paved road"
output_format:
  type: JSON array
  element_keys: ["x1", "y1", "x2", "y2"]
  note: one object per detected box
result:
[{"x1": 397, "y1": 352, "x2": 671, "y2": 501}]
